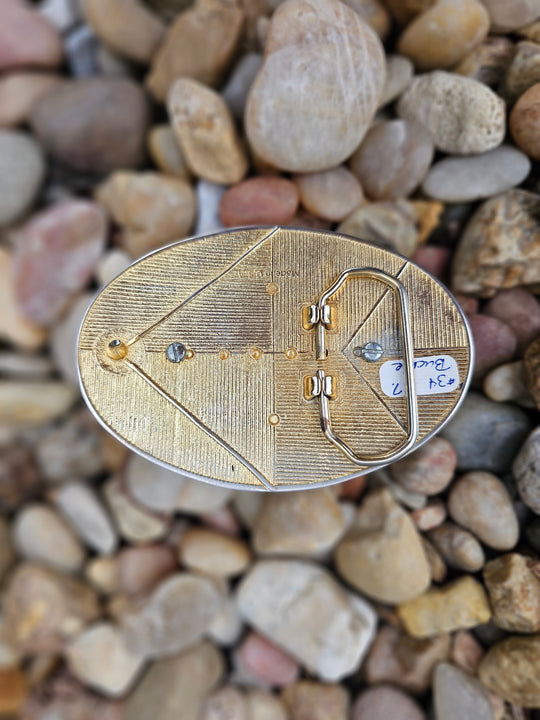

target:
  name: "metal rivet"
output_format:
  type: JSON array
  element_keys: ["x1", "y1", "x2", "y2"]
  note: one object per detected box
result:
[
  {"x1": 268, "y1": 414, "x2": 280, "y2": 425},
  {"x1": 166, "y1": 342, "x2": 187, "y2": 363},
  {"x1": 266, "y1": 283, "x2": 279, "y2": 295},
  {"x1": 354, "y1": 342, "x2": 384, "y2": 362},
  {"x1": 219, "y1": 349, "x2": 230, "y2": 360},
  {"x1": 285, "y1": 348, "x2": 297, "y2": 360},
  {"x1": 250, "y1": 348, "x2": 262, "y2": 359},
  {"x1": 107, "y1": 339, "x2": 127, "y2": 360}
]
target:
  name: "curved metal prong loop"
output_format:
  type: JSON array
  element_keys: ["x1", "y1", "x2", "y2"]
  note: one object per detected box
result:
[{"x1": 314, "y1": 267, "x2": 418, "y2": 467}]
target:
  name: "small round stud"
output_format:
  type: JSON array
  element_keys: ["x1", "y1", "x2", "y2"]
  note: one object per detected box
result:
[
  {"x1": 166, "y1": 342, "x2": 187, "y2": 363},
  {"x1": 107, "y1": 339, "x2": 127, "y2": 360},
  {"x1": 354, "y1": 342, "x2": 384, "y2": 362}
]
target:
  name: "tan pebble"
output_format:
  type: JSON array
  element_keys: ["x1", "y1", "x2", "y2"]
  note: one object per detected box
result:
[
  {"x1": 86, "y1": 556, "x2": 119, "y2": 595},
  {"x1": 338, "y1": 200, "x2": 418, "y2": 257},
  {"x1": 350, "y1": 119, "x2": 434, "y2": 200},
  {"x1": 484, "y1": 361, "x2": 534, "y2": 406},
  {"x1": 246, "y1": 690, "x2": 288, "y2": 720},
  {"x1": 254, "y1": 488, "x2": 346, "y2": 556},
  {"x1": 220, "y1": 177, "x2": 299, "y2": 227},
  {"x1": 501, "y1": 41, "x2": 540, "y2": 104},
  {"x1": 510, "y1": 83, "x2": 540, "y2": 162},
  {"x1": 479, "y1": 635, "x2": 540, "y2": 707},
  {"x1": 398, "y1": 71, "x2": 505, "y2": 154},
  {"x1": 353, "y1": 686, "x2": 425, "y2": 720},
  {"x1": 54, "y1": 481, "x2": 118, "y2": 555},
  {"x1": 0, "y1": 668, "x2": 26, "y2": 716},
  {"x1": 519, "y1": 19, "x2": 540, "y2": 42},
  {"x1": 147, "y1": 0, "x2": 244, "y2": 101},
  {"x1": 147, "y1": 124, "x2": 191, "y2": 179},
  {"x1": 0, "y1": 248, "x2": 46, "y2": 351},
  {"x1": 66, "y1": 622, "x2": 146, "y2": 698},
  {"x1": 3, "y1": 562, "x2": 99, "y2": 653},
  {"x1": 454, "y1": 35, "x2": 515, "y2": 87},
  {"x1": 483, "y1": 553, "x2": 540, "y2": 632},
  {"x1": 380, "y1": 54, "x2": 414, "y2": 106},
  {"x1": 411, "y1": 201, "x2": 444, "y2": 245},
  {"x1": 397, "y1": 0, "x2": 489, "y2": 70},
  {"x1": 448, "y1": 471, "x2": 518, "y2": 550},
  {"x1": 81, "y1": 0, "x2": 165, "y2": 64},
  {"x1": 343, "y1": 0, "x2": 391, "y2": 38},
  {"x1": 168, "y1": 78, "x2": 248, "y2": 185},
  {"x1": 397, "y1": 575, "x2": 491, "y2": 638},
  {"x1": 103, "y1": 477, "x2": 171, "y2": 544},
  {"x1": 294, "y1": 167, "x2": 364, "y2": 222},
  {"x1": 207, "y1": 592, "x2": 244, "y2": 647},
  {"x1": 428, "y1": 522, "x2": 485, "y2": 572},
  {"x1": 335, "y1": 488, "x2": 431, "y2": 604},
  {"x1": 202, "y1": 686, "x2": 248, "y2": 720},
  {"x1": 245, "y1": 0, "x2": 385, "y2": 172},
  {"x1": 410, "y1": 500, "x2": 446, "y2": 531},
  {"x1": 0, "y1": 72, "x2": 61, "y2": 127},
  {"x1": 96, "y1": 171, "x2": 196, "y2": 258},
  {"x1": 450, "y1": 630, "x2": 484, "y2": 674},
  {"x1": 180, "y1": 527, "x2": 251, "y2": 578},
  {"x1": 282, "y1": 681, "x2": 349, "y2": 720},
  {"x1": 383, "y1": 0, "x2": 434, "y2": 25},
  {"x1": 0, "y1": 381, "x2": 76, "y2": 428},
  {"x1": 420, "y1": 536, "x2": 447, "y2": 583},
  {"x1": 95, "y1": 249, "x2": 131, "y2": 287},
  {"x1": 391, "y1": 437, "x2": 456, "y2": 495},
  {"x1": 117, "y1": 544, "x2": 176, "y2": 596},
  {"x1": 365, "y1": 624, "x2": 450, "y2": 694},
  {"x1": 480, "y1": 0, "x2": 540, "y2": 33}
]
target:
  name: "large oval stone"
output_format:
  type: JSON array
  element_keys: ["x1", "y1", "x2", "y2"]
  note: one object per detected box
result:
[{"x1": 245, "y1": 0, "x2": 385, "y2": 173}]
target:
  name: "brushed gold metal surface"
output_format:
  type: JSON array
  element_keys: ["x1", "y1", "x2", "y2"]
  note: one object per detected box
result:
[{"x1": 78, "y1": 227, "x2": 473, "y2": 492}]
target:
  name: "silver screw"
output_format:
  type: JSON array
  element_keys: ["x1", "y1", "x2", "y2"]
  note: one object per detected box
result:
[
  {"x1": 354, "y1": 342, "x2": 384, "y2": 362},
  {"x1": 166, "y1": 342, "x2": 187, "y2": 363}
]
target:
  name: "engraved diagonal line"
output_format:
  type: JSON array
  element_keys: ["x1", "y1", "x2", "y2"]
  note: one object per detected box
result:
[
  {"x1": 126, "y1": 226, "x2": 281, "y2": 347},
  {"x1": 124, "y1": 358, "x2": 275, "y2": 491}
]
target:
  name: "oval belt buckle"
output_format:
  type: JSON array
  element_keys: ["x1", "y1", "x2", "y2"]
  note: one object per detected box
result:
[{"x1": 77, "y1": 227, "x2": 473, "y2": 492}]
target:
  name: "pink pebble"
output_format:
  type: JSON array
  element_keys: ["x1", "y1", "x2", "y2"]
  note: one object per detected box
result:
[
  {"x1": 353, "y1": 686, "x2": 426, "y2": 720},
  {"x1": 484, "y1": 287, "x2": 540, "y2": 355},
  {"x1": 468, "y1": 313, "x2": 517, "y2": 383},
  {"x1": 0, "y1": 2, "x2": 63, "y2": 72},
  {"x1": 336, "y1": 475, "x2": 366, "y2": 501},
  {"x1": 412, "y1": 245, "x2": 451, "y2": 281},
  {"x1": 219, "y1": 176, "x2": 299, "y2": 227},
  {"x1": 200, "y1": 505, "x2": 241, "y2": 536},
  {"x1": 117, "y1": 544, "x2": 177, "y2": 596},
  {"x1": 13, "y1": 200, "x2": 107, "y2": 326},
  {"x1": 235, "y1": 632, "x2": 300, "y2": 687},
  {"x1": 410, "y1": 499, "x2": 447, "y2": 531},
  {"x1": 453, "y1": 293, "x2": 479, "y2": 317}
]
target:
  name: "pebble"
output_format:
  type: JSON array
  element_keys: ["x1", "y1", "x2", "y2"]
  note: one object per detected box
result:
[
  {"x1": 0, "y1": 73, "x2": 60, "y2": 128},
  {"x1": 470, "y1": 314, "x2": 518, "y2": 383},
  {"x1": 53, "y1": 481, "x2": 118, "y2": 555},
  {"x1": 398, "y1": 576, "x2": 491, "y2": 638},
  {"x1": 0, "y1": 130, "x2": 45, "y2": 228},
  {"x1": 502, "y1": 41, "x2": 540, "y2": 104},
  {"x1": 335, "y1": 488, "x2": 431, "y2": 604},
  {"x1": 208, "y1": 592, "x2": 244, "y2": 647},
  {"x1": 13, "y1": 503, "x2": 86, "y2": 573},
  {"x1": 86, "y1": 556, "x2": 118, "y2": 595},
  {"x1": 428, "y1": 522, "x2": 485, "y2": 572},
  {"x1": 147, "y1": 125, "x2": 191, "y2": 180},
  {"x1": 397, "y1": 0, "x2": 490, "y2": 71},
  {"x1": 365, "y1": 624, "x2": 450, "y2": 694},
  {"x1": 168, "y1": 78, "x2": 248, "y2": 185},
  {"x1": 126, "y1": 453, "x2": 232, "y2": 514},
  {"x1": 390, "y1": 436, "x2": 456, "y2": 495},
  {"x1": 220, "y1": 177, "x2": 300, "y2": 228},
  {"x1": 0, "y1": 352, "x2": 52, "y2": 380},
  {"x1": 510, "y1": 83, "x2": 540, "y2": 162},
  {"x1": 484, "y1": 361, "x2": 534, "y2": 406},
  {"x1": 0, "y1": 519, "x2": 14, "y2": 585},
  {"x1": 450, "y1": 630, "x2": 484, "y2": 674},
  {"x1": 0, "y1": 2, "x2": 63, "y2": 71},
  {"x1": 235, "y1": 632, "x2": 300, "y2": 688},
  {"x1": 448, "y1": 471, "x2": 519, "y2": 550},
  {"x1": 121, "y1": 573, "x2": 222, "y2": 659},
  {"x1": 81, "y1": 0, "x2": 165, "y2": 64},
  {"x1": 253, "y1": 488, "x2": 346, "y2": 556},
  {"x1": 484, "y1": 288, "x2": 540, "y2": 354},
  {"x1": 13, "y1": 200, "x2": 107, "y2": 326},
  {"x1": 479, "y1": 635, "x2": 540, "y2": 707},
  {"x1": 30, "y1": 78, "x2": 149, "y2": 173},
  {"x1": 293, "y1": 167, "x2": 363, "y2": 222},
  {"x1": 117, "y1": 544, "x2": 176, "y2": 596},
  {"x1": 455, "y1": 35, "x2": 515, "y2": 86},
  {"x1": 0, "y1": 381, "x2": 76, "y2": 429},
  {"x1": 0, "y1": 441, "x2": 41, "y2": 512},
  {"x1": 480, "y1": 0, "x2": 540, "y2": 32},
  {"x1": 147, "y1": 0, "x2": 244, "y2": 102},
  {"x1": 338, "y1": 200, "x2": 418, "y2": 257},
  {"x1": 410, "y1": 500, "x2": 447, "y2": 531},
  {"x1": 513, "y1": 427, "x2": 540, "y2": 514},
  {"x1": 440, "y1": 392, "x2": 531, "y2": 474},
  {"x1": 0, "y1": 668, "x2": 26, "y2": 716},
  {"x1": 237, "y1": 560, "x2": 377, "y2": 681},
  {"x1": 222, "y1": 53, "x2": 263, "y2": 121},
  {"x1": 66, "y1": 622, "x2": 146, "y2": 698},
  {"x1": 39, "y1": 0, "x2": 81, "y2": 31},
  {"x1": 202, "y1": 686, "x2": 247, "y2": 720},
  {"x1": 433, "y1": 662, "x2": 495, "y2": 720},
  {"x1": 180, "y1": 527, "x2": 251, "y2": 577},
  {"x1": 247, "y1": 690, "x2": 288, "y2": 720},
  {"x1": 350, "y1": 119, "x2": 433, "y2": 201},
  {"x1": 245, "y1": 0, "x2": 385, "y2": 172},
  {"x1": 51, "y1": 293, "x2": 94, "y2": 383},
  {"x1": 379, "y1": 54, "x2": 414, "y2": 106},
  {"x1": 103, "y1": 477, "x2": 171, "y2": 544},
  {"x1": 412, "y1": 245, "x2": 450, "y2": 280},
  {"x1": 484, "y1": 553, "x2": 540, "y2": 632},
  {"x1": 64, "y1": 25, "x2": 99, "y2": 78},
  {"x1": 451, "y1": 190, "x2": 540, "y2": 297},
  {"x1": 195, "y1": 180, "x2": 226, "y2": 236},
  {"x1": 398, "y1": 71, "x2": 505, "y2": 155},
  {"x1": 96, "y1": 249, "x2": 131, "y2": 286},
  {"x1": 352, "y1": 686, "x2": 425, "y2": 720},
  {"x1": 422, "y1": 146, "x2": 531, "y2": 203},
  {"x1": 0, "y1": 249, "x2": 46, "y2": 351},
  {"x1": 347, "y1": 0, "x2": 391, "y2": 38},
  {"x1": 125, "y1": 641, "x2": 224, "y2": 720},
  {"x1": 282, "y1": 681, "x2": 349, "y2": 720},
  {"x1": 524, "y1": 338, "x2": 540, "y2": 409},
  {"x1": 3, "y1": 563, "x2": 99, "y2": 653},
  {"x1": 96, "y1": 171, "x2": 196, "y2": 258}
]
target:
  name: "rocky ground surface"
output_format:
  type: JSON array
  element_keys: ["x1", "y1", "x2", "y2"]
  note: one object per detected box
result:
[{"x1": 1, "y1": 0, "x2": 540, "y2": 717}]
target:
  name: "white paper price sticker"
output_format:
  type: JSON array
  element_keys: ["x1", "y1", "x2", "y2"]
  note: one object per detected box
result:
[{"x1": 379, "y1": 355, "x2": 460, "y2": 398}]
